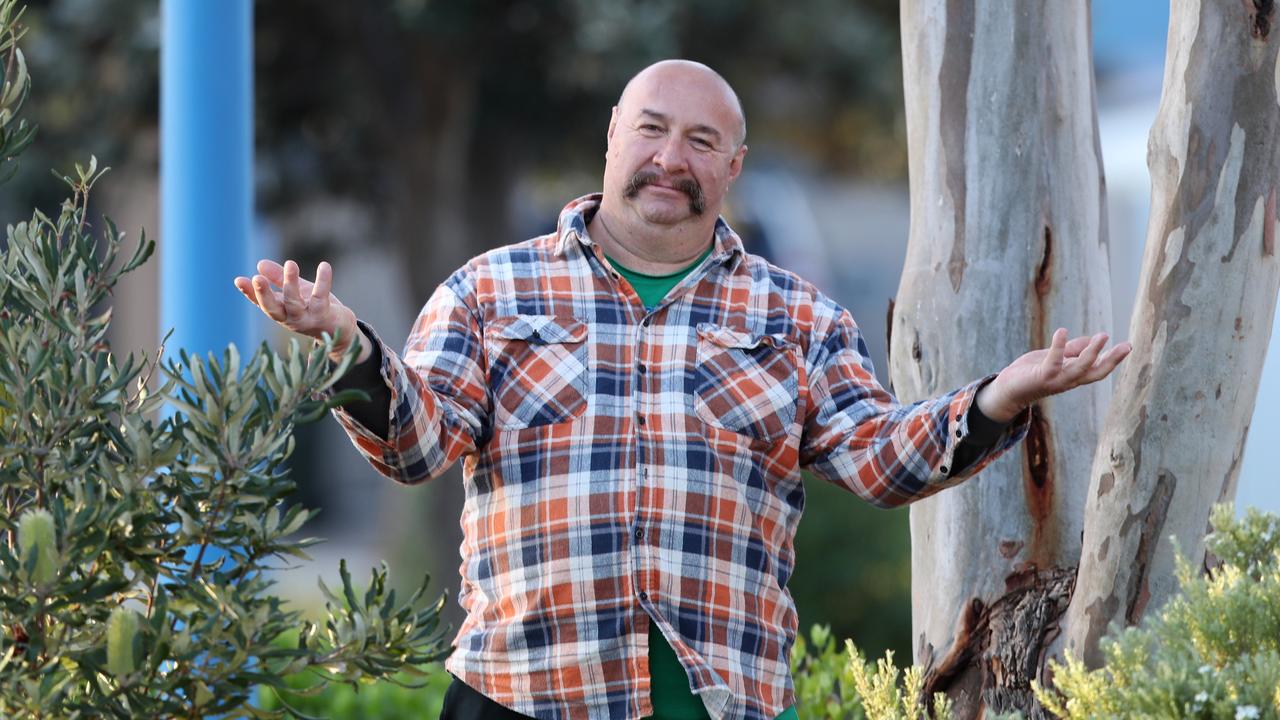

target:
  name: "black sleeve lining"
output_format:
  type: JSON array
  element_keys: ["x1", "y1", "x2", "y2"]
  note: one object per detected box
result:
[
  {"x1": 330, "y1": 325, "x2": 391, "y2": 440},
  {"x1": 948, "y1": 396, "x2": 1011, "y2": 475}
]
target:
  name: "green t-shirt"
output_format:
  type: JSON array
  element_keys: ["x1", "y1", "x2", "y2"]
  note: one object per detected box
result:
[
  {"x1": 605, "y1": 248, "x2": 798, "y2": 720},
  {"x1": 605, "y1": 246, "x2": 713, "y2": 309}
]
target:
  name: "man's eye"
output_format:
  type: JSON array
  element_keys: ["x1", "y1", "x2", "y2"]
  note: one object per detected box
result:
[
  {"x1": 639, "y1": 124, "x2": 663, "y2": 133},
  {"x1": 691, "y1": 137, "x2": 713, "y2": 149}
]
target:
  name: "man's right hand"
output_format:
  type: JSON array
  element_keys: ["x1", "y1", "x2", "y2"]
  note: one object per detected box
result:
[{"x1": 233, "y1": 259, "x2": 372, "y2": 364}]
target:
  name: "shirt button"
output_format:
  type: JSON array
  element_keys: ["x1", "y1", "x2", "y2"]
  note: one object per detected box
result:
[
  {"x1": 634, "y1": 528, "x2": 644, "y2": 540},
  {"x1": 955, "y1": 429, "x2": 963, "y2": 438},
  {"x1": 940, "y1": 464, "x2": 950, "y2": 475},
  {"x1": 637, "y1": 363, "x2": 647, "y2": 374},
  {"x1": 636, "y1": 414, "x2": 646, "y2": 426},
  {"x1": 638, "y1": 591, "x2": 648, "y2": 601}
]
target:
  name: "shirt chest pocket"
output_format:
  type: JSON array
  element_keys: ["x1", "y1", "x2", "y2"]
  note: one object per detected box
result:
[
  {"x1": 693, "y1": 323, "x2": 799, "y2": 444},
  {"x1": 485, "y1": 315, "x2": 589, "y2": 430}
]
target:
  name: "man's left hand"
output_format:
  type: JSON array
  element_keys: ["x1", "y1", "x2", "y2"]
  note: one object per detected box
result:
[{"x1": 976, "y1": 328, "x2": 1133, "y2": 423}]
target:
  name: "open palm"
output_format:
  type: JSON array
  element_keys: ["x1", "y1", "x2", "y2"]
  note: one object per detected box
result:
[
  {"x1": 982, "y1": 328, "x2": 1132, "y2": 421},
  {"x1": 232, "y1": 259, "x2": 365, "y2": 361}
]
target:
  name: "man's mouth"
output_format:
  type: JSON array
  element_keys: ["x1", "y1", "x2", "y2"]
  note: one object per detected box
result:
[
  {"x1": 645, "y1": 184, "x2": 683, "y2": 194},
  {"x1": 623, "y1": 171, "x2": 706, "y2": 215}
]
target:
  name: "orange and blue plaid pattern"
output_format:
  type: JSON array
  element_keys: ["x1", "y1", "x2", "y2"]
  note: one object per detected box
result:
[{"x1": 329, "y1": 194, "x2": 1031, "y2": 720}]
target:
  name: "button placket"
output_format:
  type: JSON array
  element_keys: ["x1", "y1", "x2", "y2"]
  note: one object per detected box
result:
[
  {"x1": 632, "y1": 318, "x2": 655, "y2": 610},
  {"x1": 634, "y1": 318, "x2": 650, "y2": 429}
]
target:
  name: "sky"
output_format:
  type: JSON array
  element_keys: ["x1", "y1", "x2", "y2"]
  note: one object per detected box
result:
[{"x1": 1093, "y1": 0, "x2": 1170, "y2": 74}]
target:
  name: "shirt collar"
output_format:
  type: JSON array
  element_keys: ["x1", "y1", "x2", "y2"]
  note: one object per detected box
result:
[{"x1": 554, "y1": 193, "x2": 745, "y2": 264}]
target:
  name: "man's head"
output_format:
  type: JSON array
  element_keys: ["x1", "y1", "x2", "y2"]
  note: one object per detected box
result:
[{"x1": 601, "y1": 60, "x2": 747, "y2": 229}]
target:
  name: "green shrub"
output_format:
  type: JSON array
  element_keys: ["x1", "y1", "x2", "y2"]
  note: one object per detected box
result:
[
  {"x1": 1035, "y1": 504, "x2": 1280, "y2": 719},
  {"x1": 792, "y1": 623, "x2": 954, "y2": 720},
  {"x1": 793, "y1": 624, "x2": 865, "y2": 719},
  {"x1": 0, "y1": 2, "x2": 451, "y2": 716},
  {"x1": 789, "y1": 505, "x2": 1280, "y2": 720},
  {"x1": 256, "y1": 662, "x2": 452, "y2": 719}
]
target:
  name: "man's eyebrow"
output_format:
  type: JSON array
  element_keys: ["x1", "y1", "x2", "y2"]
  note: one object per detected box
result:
[{"x1": 638, "y1": 108, "x2": 724, "y2": 140}]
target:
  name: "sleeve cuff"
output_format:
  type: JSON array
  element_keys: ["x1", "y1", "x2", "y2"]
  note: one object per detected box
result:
[
  {"x1": 937, "y1": 373, "x2": 1031, "y2": 479},
  {"x1": 962, "y1": 378, "x2": 1011, "y2": 447},
  {"x1": 328, "y1": 320, "x2": 404, "y2": 450},
  {"x1": 331, "y1": 324, "x2": 386, "y2": 391}
]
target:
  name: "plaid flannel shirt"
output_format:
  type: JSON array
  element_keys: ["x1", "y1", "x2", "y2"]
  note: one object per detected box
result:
[{"x1": 331, "y1": 194, "x2": 1031, "y2": 720}]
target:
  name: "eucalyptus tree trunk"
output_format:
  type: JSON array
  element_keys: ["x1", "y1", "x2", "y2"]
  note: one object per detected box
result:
[
  {"x1": 1061, "y1": 0, "x2": 1280, "y2": 667},
  {"x1": 891, "y1": 2, "x2": 1110, "y2": 717}
]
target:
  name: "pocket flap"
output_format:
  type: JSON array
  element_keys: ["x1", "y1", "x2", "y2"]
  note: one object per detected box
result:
[
  {"x1": 490, "y1": 315, "x2": 587, "y2": 344},
  {"x1": 696, "y1": 322, "x2": 789, "y2": 350}
]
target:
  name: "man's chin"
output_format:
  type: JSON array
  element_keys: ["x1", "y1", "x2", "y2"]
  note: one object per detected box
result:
[
  {"x1": 634, "y1": 203, "x2": 694, "y2": 226},
  {"x1": 629, "y1": 196, "x2": 699, "y2": 225}
]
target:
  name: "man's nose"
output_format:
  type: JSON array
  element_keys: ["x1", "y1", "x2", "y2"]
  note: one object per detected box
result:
[{"x1": 652, "y1": 135, "x2": 689, "y2": 174}]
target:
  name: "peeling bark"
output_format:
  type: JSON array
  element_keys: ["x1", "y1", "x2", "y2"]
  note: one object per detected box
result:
[
  {"x1": 921, "y1": 568, "x2": 1076, "y2": 720},
  {"x1": 940, "y1": 0, "x2": 974, "y2": 294},
  {"x1": 1121, "y1": 472, "x2": 1176, "y2": 625},
  {"x1": 896, "y1": 2, "x2": 1110, "y2": 716},
  {"x1": 1061, "y1": 0, "x2": 1280, "y2": 665}
]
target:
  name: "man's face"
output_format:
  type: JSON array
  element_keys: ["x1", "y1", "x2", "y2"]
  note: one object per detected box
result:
[{"x1": 602, "y1": 66, "x2": 747, "y2": 228}]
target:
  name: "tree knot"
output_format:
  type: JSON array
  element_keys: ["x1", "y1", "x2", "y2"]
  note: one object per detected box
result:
[{"x1": 1251, "y1": 0, "x2": 1274, "y2": 40}]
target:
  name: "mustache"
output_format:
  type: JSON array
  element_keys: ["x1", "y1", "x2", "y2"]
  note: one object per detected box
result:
[{"x1": 623, "y1": 170, "x2": 706, "y2": 216}]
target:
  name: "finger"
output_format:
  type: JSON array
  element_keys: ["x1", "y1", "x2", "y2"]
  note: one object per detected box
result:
[
  {"x1": 1042, "y1": 328, "x2": 1067, "y2": 371},
  {"x1": 256, "y1": 259, "x2": 285, "y2": 285},
  {"x1": 265, "y1": 257, "x2": 316, "y2": 294},
  {"x1": 1061, "y1": 334, "x2": 1094, "y2": 358},
  {"x1": 233, "y1": 276, "x2": 259, "y2": 305},
  {"x1": 1064, "y1": 333, "x2": 1108, "y2": 381},
  {"x1": 252, "y1": 275, "x2": 286, "y2": 321},
  {"x1": 281, "y1": 260, "x2": 305, "y2": 315},
  {"x1": 311, "y1": 261, "x2": 333, "y2": 306},
  {"x1": 1079, "y1": 342, "x2": 1132, "y2": 384}
]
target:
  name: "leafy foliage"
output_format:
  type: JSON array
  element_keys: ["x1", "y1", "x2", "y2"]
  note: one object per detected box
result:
[
  {"x1": 0, "y1": 0, "x2": 35, "y2": 183},
  {"x1": 254, "y1": 661, "x2": 452, "y2": 719},
  {"x1": 791, "y1": 505, "x2": 1280, "y2": 720},
  {"x1": 844, "y1": 647, "x2": 953, "y2": 720},
  {"x1": 792, "y1": 624, "x2": 955, "y2": 720},
  {"x1": 792, "y1": 624, "x2": 865, "y2": 719},
  {"x1": 1035, "y1": 504, "x2": 1280, "y2": 719},
  {"x1": 0, "y1": 3, "x2": 450, "y2": 716}
]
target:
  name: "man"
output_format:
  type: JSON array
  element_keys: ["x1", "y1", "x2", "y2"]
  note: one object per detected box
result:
[{"x1": 234, "y1": 60, "x2": 1130, "y2": 720}]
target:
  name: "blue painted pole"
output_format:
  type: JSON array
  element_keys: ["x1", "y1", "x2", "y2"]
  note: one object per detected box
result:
[
  {"x1": 161, "y1": 0, "x2": 253, "y2": 358},
  {"x1": 160, "y1": 0, "x2": 254, "y2": 611}
]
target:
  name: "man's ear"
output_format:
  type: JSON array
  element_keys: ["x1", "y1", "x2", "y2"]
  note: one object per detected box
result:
[
  {"x1": 727, "y1": 143, "x2": 748, "y2": 183},
  {"x1": 607, "y1": 106, "x2": 619, "y2": 142}
]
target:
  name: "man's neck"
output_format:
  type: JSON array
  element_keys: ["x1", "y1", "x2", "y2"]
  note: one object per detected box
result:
[{"x1": 587, "y1": 202, "x2": 716, "y2": 275}]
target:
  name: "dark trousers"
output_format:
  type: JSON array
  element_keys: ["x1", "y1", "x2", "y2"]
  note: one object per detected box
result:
[{"x1": 441, "y1": 675, "x2": 536, "y2": 719}]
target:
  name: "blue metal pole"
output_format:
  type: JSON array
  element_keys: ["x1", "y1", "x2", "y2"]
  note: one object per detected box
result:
[
  {"x1": 161, "y1": 0, "x2": 253, "y2": 358},
  {"x1": 160, "y1": 0, "x2": 254, "y2": 623}
]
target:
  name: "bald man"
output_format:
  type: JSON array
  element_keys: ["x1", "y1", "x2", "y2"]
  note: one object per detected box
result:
[{"x1": 236, "y1": 60, "x2": 1129, "y2": 720}]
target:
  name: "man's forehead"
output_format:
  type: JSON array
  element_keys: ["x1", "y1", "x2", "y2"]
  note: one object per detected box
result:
[
  {"x1": 617, "y1": 61, "x2": 745, "y2": 140},
  {"x1": 620, "y1": 65, "x2": 736, "y2": 110}
]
